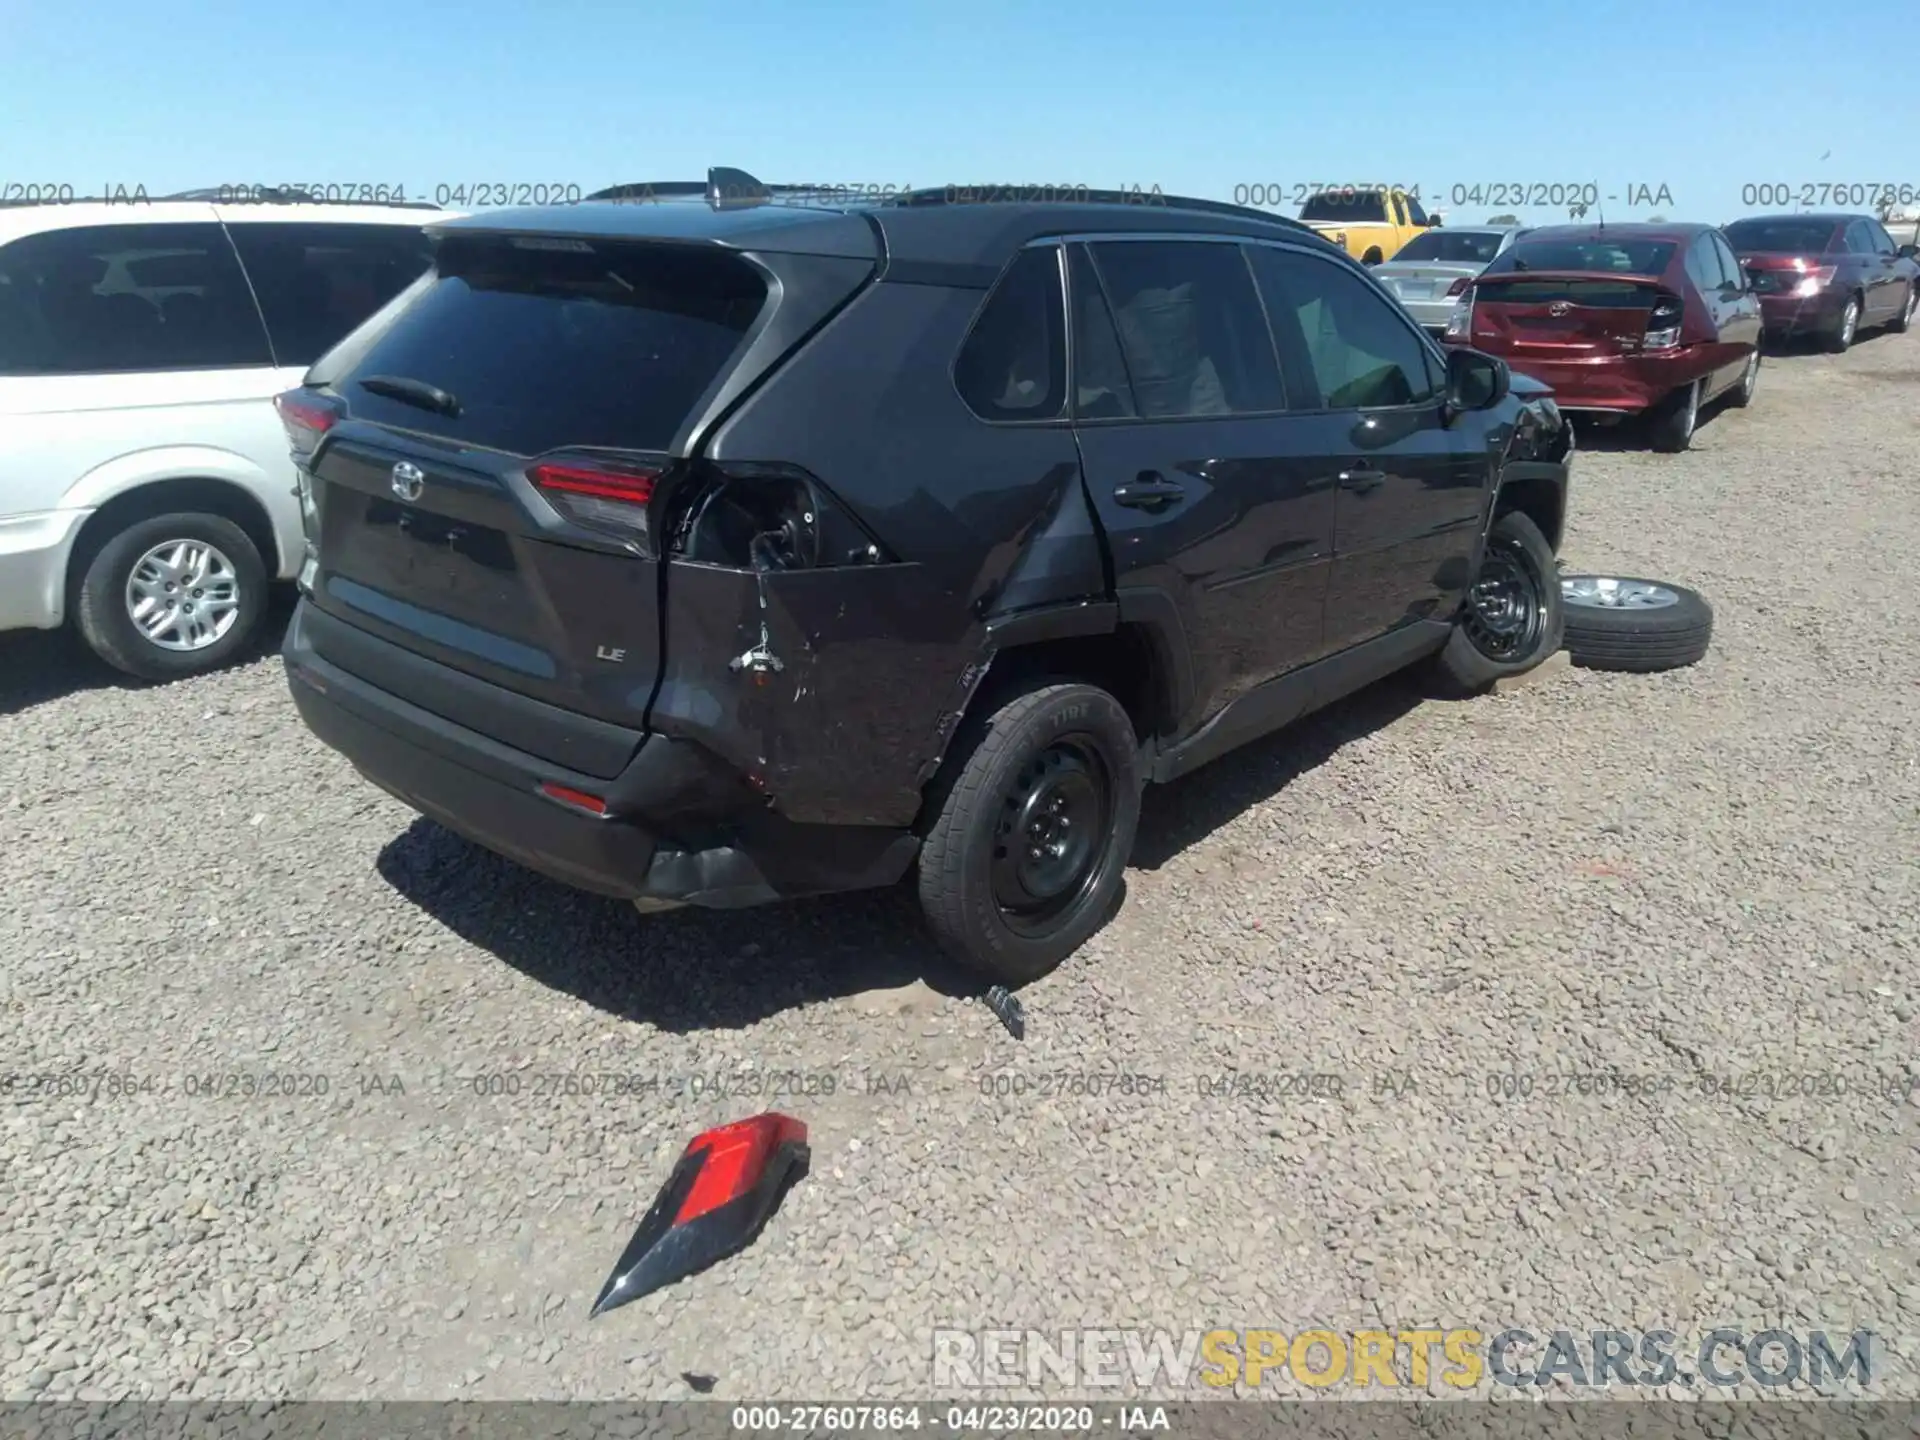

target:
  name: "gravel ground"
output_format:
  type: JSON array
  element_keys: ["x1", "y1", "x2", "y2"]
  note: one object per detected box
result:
[{"x1": 2, "y1": 329, "x2": 1916, "y2": 1406}]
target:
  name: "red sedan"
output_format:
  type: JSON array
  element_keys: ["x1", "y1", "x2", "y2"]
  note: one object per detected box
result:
[{"x1": 1444, "y1": 223, "x2": 1763, "y2": 452}]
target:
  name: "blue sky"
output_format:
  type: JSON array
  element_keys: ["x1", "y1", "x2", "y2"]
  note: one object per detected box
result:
[{"x1": 2, "y1": 0, "x2": 1916, "y2": 226}]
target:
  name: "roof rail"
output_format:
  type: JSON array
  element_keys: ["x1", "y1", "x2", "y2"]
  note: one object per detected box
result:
[
  {"x1": 156, "y1": 186, "x2": 442, "y2": 209},
  {"x1": 888, "y1": 185, "x2": 1323, "y2": 237},
  {"x1": 585, "y1": 168, "x2": 860, "y2": 210}
]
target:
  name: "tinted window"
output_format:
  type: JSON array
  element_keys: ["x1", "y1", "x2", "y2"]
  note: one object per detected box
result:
[
  {"x1": 0, "y1": 223, "x2": 270, "y2": 375},
  {"x1": 1484, "y1": 238, "x2": 1676, "y2": 277},
  {"x1": 1248, "y1": 246, "x2": 1438, "y2": 410},
  {"x1": 1087, "y1": 241, "x2": 1283, "y2": 418},
  {"x1": 338, "y1": 235, "x2": 767, "y2": 455},
  {"x1": 1868, "y1": 222, "x2": 1898, "y2": 254},
  {"x1": 1405, "y1": 194, "x2": 1430, "y2": 227},
  {"x1": 1710, "y1": 234, "x2": 1742, "y2": 288},
  {"x1": 228, "y1": 222, "x2": 434, "y2": 367},
  {"x1": 1301, "y1": 190, "x2": 1389, "y2": 224},
  {"x1": 955, "y1": 246, "x2": 1066, "y2": 422},
  {"x1": 1394, "y1": 230, "x2": 1505, "y2": 264},
  {"x1": 1683, "y1": 239, "x2": 1720, "y2": 294},
  {"x1": 1724, "y1": 219, "x2": 1841, "y2": 254},
  {"x1": 1067, "y1": 246, "x2": 1136, "y2": 420}
]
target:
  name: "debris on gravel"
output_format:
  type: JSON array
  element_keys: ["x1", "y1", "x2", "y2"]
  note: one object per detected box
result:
[{"x1": 2, "y1": 334, "x2": 1916, "y2": 1403}]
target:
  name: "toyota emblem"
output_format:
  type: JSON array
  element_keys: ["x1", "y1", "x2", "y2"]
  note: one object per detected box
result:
[
  {"x1": 1547, "y1": 301, "x2": 1573, "y2": 317},
  {"x1": 390, "y1": 462, "x2": 425, "y2": 502}
]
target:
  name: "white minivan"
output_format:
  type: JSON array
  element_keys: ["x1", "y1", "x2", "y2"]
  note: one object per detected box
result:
[{"x1": 0, "y1": 196, "x2": 447, "y2": 679}]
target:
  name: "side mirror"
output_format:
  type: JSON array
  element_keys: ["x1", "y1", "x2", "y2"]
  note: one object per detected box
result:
[
  {"x1": 1900, "y1": 244, "x2": 1918, "y2": 260},
  {"x1": 1446, "y1": 347, "x2": 1508, "y2": 411}
]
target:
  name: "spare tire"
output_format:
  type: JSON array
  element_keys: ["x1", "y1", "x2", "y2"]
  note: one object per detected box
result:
[{"x1": 1559, "y1": 575, "x2": 1713, "y2": 673}]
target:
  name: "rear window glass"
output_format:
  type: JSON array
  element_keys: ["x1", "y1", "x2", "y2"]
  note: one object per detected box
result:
[
  {"x1": 1484, "y1": 238, "x2": 1675, "y2": 277},
  {"x1": 1300, "y1": 190, "x2": 1389, "y2": 224},
  {"x1": 337, "y1": 236, "x2": 768, "y2": 455},
  {"x1": 1723, "y1": 219, "x2": 1841, "y2": 254},
  {"x1": 1473, "y1": 279, "x2": 1658, "y2": 307},
  {"x1": 1394, "y1": 230, "x2": 1507, "y2": 264}
]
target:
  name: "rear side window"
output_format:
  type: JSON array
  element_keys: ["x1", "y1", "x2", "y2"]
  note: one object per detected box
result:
[
  {"x1": 954, "y1": 246, "x2": 1066, "y2": 422},
  {"x1": 337, "y1": 236, "x2": 768, "y2": 455},
  {"x1": 1684, "y1": 239, "x2": 1720, "y2": 295},
  {"x1": 227, "y1": 222, "x2": 434, "y2": 367},
  {"x1": 0, "y1": 223, "x2": 271, "y2": 375},
  {"x1": 1301, "y1": 191, "x2": 1389, "y2": 224},
  {"x1": 1405, "y1": 194, "x2": 1430, "y2": 227},
  {"x1": 1068, "y1": 246, "x2": 1136, "y2": 420},
  {"x1": 1248, "y1": 246, "x2": 1438, "y2": 410},
  {"x1": 1087, "y1": 241, "x2": 1283, "y2": 418}
]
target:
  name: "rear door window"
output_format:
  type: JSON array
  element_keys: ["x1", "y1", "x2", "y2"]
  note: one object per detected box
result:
[
  {"x1": 226, "y1": 222, "x2": 434, "y2": 367},
  {"x1": 954, "y1": 245, "x2": 1066, "y2": 422},
  {"x1": 1067, "y1": 245, "x2": 1137, "y2": 420},
  {"x1": 1247, "y1": 245, "x2": 1439, "y2": 411},
  {"x1": 1085, "y1": 240, "x2": 1283, "y2": 418},
  {"x1": 1683, "y1": 240, "x2": 1720, "y2": 295},
  {"x1": 335, "y1": 235, "x2": 769, "y2": 455},
  {"x1": 0, "y1": 222, "x2": 271, "y2": 375}
]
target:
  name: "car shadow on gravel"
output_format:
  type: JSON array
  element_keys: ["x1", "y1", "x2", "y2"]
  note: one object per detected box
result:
[
  {"x1": 0, "y1": 586, "x2": 298, "y2": 717},
  {"x1": 374, "y1": 818, "x2": 981, "y2": 1032},
  {"x1": 1129, "y1": 670, "x2": 1429, "y2": 869}
]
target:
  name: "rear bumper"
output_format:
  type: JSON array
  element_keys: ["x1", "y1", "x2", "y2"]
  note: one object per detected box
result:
[
  {"x1": 0, "y1": 509, "x2": 90, "y2": 632},
  {"x1": 282, "y1": 599, "x2": 918, "y2": 908},
  {"x1": 1757, "y1": 292, "x2": 1848, "y2": 333},
  {"x1": 1499, "y1": 351, "x2": 1708, "y2": 413}
]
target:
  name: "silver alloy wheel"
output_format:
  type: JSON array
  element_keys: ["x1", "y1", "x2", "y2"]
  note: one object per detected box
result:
[
  {"x1": 1678, "y1": 379, "x2": 1700, "y2": 439},
  {"x1": 1839, "y1": 300, "x2": 1859, "y2": 346},
  {"x1": 1740, "y1": 350, "x2": 1759, "y2": 399},
  {"x1": 1906, "y1": 288, "x2": 1917, "y2": 325},
  {"x1": 125, "y1": 539, "x2": 241, "y2": 651},
  {"x1": 1560, "y1": 576, "x2": 1680, "y2": 610}
]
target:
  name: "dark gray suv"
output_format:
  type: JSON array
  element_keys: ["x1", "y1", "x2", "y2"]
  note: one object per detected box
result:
[{"x1": 278, "y1": 169, "x2": 1574, "y2": 983}]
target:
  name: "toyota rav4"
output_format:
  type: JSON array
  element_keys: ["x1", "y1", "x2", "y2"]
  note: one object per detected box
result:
[{"x1": 280, "y1": 170, "x2": 1573, "y2": 982}]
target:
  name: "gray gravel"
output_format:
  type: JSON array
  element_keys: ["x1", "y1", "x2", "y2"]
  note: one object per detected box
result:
[{"x1": 2, "y1": 329, "x2": 1917, "y2": 1405}]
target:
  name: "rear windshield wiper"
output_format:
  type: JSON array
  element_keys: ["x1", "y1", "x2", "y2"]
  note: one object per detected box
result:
[{"x1": 357, "y1": 374, "x2": 462, "y2": 418}]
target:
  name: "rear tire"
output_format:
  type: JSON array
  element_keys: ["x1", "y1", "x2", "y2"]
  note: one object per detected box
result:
[
  {"x1": 73, "y1": 512, "x2": 267, "y2": 682},
  {"x1": 1432, "y1": 510, "x2": 1564, "y2": 696},
  {"x1": 1648, "y1": 379, "x2": 1701, "y2": 452},
  {"x1": 917, "y1": 682, "x2": 1140, "y2": 985},
  {"x1": 1890, "y1": 284, "x2": 1916, "y2": 335},
  {"x1": 1727, "y1": 348, "x2": 1760, "y2": 408},
  {"x1": 1824, "y1": 296, "x2": 1860, "y2": 352}
]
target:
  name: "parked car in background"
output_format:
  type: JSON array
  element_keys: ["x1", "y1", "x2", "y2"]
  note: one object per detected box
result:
[
  {"x1": 1445, "y1": 222, "x2": 1762, "y2": 452},
  {"x1": 1723, "y1": 213, "x2": 1918, "y2": 352},
  {"x1": 1298, "y1": 186, "x2": 1434, "y2": 265},
  {"x1": 1372, "y1": 225, "x2": 1526, "y2": 334},
  {"x1": 279, "y1": 171, "x2": 1572, "y2": 982},
  {"x1": 0, "y1": 193, "x2": 445, "y2": 679}
]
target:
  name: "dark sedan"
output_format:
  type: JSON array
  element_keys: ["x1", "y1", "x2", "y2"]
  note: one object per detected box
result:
[{"x1": 1724, "y1": 213, "x2": 1919, "y2": 351}]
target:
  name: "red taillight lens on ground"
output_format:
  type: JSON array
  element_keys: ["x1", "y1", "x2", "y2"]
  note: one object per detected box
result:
[
  {"x1": 274, "y1": 390, "x2": 340, "y2": 454},
  {"x1": 529, "y1": 457, "x2": 660, "y2": 549},
  {"x1": 538, "y1": 781, "x2": 608, "y2": 816}
]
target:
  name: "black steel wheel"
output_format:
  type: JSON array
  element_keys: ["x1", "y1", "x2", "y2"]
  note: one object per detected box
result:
[{"x1": 1432, "y1": 509, "x2": 1565, "y2": 695}]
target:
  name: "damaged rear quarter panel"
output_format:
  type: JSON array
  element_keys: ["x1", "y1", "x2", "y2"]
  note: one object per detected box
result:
[{"x1": 657, "y1": 279, "x2": 1101, "y2": 828}]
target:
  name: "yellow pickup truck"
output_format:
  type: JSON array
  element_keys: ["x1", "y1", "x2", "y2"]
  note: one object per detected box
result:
[{"x1": 1298, "y1": 187, "x2": 1437, "y2": 265}]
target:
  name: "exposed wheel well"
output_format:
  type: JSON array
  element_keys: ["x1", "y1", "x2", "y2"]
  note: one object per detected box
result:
[
  {"x1": 969, "y1": 624, "x2": 1172, "y2": 744},
  {"x1": 1495, "y1": 476, "x2": 1565, "y2": 554},
  {"x1": 67, "y1": 478, "x2": 281, "y2": 600}
]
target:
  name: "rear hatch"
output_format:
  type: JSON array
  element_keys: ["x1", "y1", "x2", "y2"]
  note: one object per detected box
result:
[
  {"x1": 1466, "y1": 271, "x2": 1679, "y2": 358},
  {"x1": 292, "y1": 232, "x2": 785, "y2": 777}
]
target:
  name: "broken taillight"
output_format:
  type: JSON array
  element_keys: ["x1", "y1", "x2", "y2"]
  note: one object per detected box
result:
[
  {"x1": 529, "y1": 458, "x2": 660, "y2": 549},
  {"x1": 274, "y1": 390, "x2": 341, "y2": 457},
  {"x1": 1645, "y1": 296, "x2": 1684, "y2": 351}
]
